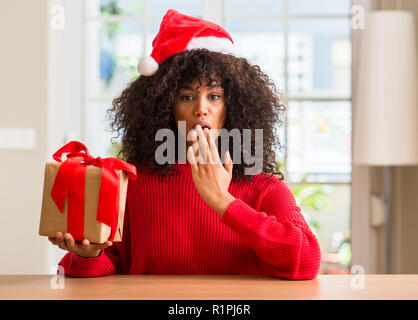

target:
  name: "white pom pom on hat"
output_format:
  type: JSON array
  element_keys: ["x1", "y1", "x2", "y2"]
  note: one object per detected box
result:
[
  {"x1": 136, "y1": 9, "x2": 237, "y2": 76},
  {"x1": 137, "y1": 56, "x2": 159, "y2": 76}
]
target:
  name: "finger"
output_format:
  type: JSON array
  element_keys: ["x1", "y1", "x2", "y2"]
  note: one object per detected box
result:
[
  {"x1": 188, "y1": 128, "x2": 198, "y2": 144},
  {"x1": 48, "y1": 237, "x2": 57, "y2": 245},
  {"x1": 196, "y1": 125, "x2": 210, "y2": 163},
  {"x1": 224, "y1": 150, "x2": 234, "y2": 175},
  {"x1": 206, "y1": 128, "x2": 221, "y2": 163},
  {"x1": 195, "y1": 125, "x2": 211, "y2": 164},
  {"x1": 187, "y1": 146, "x2": 198, "y2": 173},
  {"x1": 81, "y1": 238, "x2": 99, "y2": 255},
  {"x1": 191, "y1": 129, "x2": 203, "y2": 164},
  {"x1": 99, "y1": 241, "x2": 113, "y2": 250},
  {"x1": 81, "y1": 238, "x2": 90, "y2": 248},
  {"x1": 90, "y1": 241, "x2": 113, "y2": 253},
  {"x1": 64, "y1": 233, "x2": 77, "y2": 252},
  {"x1": 56, "y1": 232, "x2": 68, "y2": 251}
]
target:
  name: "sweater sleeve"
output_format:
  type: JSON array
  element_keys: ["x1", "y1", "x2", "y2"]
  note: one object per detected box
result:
[
  {"x1": 58, "y1": 202, "x2": 132, "y2": 278},
  {"x1": 221, "y1": 177, "x2": 321, "y2": 280}
]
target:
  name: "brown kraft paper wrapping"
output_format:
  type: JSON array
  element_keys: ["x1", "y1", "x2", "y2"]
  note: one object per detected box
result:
[{"x1": 39, "y1": 162, "x2": 128, "y2": 244}]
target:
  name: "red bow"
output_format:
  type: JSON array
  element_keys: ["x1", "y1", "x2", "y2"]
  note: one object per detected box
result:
[{"x1": 50, "y1": 141, "x2": 137, "y2": 242}]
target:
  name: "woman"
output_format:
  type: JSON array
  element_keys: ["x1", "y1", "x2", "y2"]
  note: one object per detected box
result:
[{"x1": 49, "y1": 9, "x2": 321, "y2": 280}]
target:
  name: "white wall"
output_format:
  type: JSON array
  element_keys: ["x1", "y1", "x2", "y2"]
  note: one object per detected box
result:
[{"x1": 0, "y1": 0, "x2": 48, "y2": 274}]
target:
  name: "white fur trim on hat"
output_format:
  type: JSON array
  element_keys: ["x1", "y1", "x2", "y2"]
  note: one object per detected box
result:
[
  {"x1": 137, "y1": 56, "x2": 159, "y2": 76},
  {"x1": 186, "y1": 36, "x2": 237, "y2": 56}
]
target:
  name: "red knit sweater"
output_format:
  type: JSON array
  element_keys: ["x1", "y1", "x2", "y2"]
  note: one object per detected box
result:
[{"x1": 59, "y1": 161, "x2": 321, "y2": 280}]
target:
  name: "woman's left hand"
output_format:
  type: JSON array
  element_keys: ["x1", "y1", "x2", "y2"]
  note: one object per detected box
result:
[{"x1": 187, "y1": 125, "x2": 236, "y2": 216}]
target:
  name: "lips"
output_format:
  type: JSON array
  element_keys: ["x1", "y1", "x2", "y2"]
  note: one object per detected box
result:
[{"x1": 192, "y1": 120, "x2": 211, "y2": 130}]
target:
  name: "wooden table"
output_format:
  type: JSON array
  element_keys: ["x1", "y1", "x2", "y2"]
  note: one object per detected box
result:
[{"x1": 0, "y1": 274, "x2": 417, "y2": 300}]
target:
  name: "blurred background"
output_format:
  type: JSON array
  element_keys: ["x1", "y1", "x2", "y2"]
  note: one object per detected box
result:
[{"x1": 1, "y1": 0, "x2": 417, "y2": 276}]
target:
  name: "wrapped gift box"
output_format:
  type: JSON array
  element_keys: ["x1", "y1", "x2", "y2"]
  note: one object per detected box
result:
[{"x1": 38, "y1": 141, "x2": 137, "y2": 244}]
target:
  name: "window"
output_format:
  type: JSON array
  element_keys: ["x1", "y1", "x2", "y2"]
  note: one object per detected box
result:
[
  {"x1": 82, "y1": 0, "x2": 353, "y2": 274},
  {"x1": 224, "y1": 0, "x2": 352, "y2": 274}
]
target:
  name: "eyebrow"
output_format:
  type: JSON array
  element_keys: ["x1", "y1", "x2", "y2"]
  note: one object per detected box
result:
[{"x1": 181, "y1": 83, "x2": 222, "y2": 90}]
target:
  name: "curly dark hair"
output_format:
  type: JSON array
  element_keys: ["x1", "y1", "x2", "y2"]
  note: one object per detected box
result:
[{"x1": 107, "y1": 48, "x2": 286, "y2": 183}]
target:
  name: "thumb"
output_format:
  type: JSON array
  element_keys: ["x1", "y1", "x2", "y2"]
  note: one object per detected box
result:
[{"x1": 224, "y1": 151, "x2": 233, "y2": 175}]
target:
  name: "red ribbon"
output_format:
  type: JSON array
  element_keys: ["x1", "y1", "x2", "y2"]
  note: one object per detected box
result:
[{"x1": 50, "y1": 141, "x2": 137, "y2": 242}]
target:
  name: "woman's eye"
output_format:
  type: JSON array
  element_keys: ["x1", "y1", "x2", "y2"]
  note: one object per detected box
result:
[{"x1": 180, "y1": 94, "x2": 222, "y2": 102}]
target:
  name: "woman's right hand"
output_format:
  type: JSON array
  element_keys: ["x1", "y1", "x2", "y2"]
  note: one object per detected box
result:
[{"x1": 48, "y1": 232, "x2": 112, "y2": 258}]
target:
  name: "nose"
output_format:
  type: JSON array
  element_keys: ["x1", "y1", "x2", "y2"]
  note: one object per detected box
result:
[{"x1": 193, "y1": 96, "x2": 209, "y2": 117}]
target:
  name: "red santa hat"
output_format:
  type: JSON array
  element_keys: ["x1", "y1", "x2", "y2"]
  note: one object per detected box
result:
[{"x1": 137, "y1": 9, "x2": 238, "y2": 76}]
